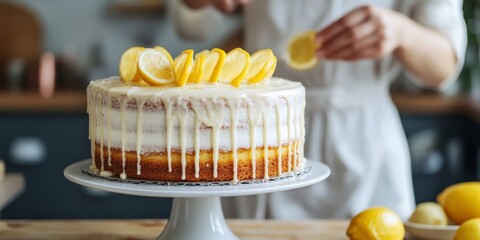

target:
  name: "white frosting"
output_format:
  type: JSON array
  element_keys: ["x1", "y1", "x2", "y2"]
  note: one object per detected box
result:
[{"x1": 87, "y1": 76, "x2": 305, "y2": 182}]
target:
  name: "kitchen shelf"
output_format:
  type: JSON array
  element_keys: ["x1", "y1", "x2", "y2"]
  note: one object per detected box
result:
[
  {"x1": 0, "y1": 91, "x2": 86, "y2": 112},
  {"x1": 0, "y1": 90, "x2": 479, "y2": 121},
  {"x1": 391, "y1": 91, "x2": 480, "y2": 122}
]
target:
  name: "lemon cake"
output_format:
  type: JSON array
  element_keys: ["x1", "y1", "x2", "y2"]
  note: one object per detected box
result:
[{"x1": 87, "y1": 47, "x2": 306, "y2": 183}]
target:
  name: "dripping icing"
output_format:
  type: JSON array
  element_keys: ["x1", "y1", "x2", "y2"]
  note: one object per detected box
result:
[
  {"x1": 262, "y1": 111, "x2": 269, "y2": 179},
  {"x1": 227, "y1": 97, "x2": 241, "y2": 183},
  {"x1": 99, "y1": 94, "x2": 105, "y2": 172},
  {"x1": 136, "y1": 99, "x2": 145, "y2": 175},
  {"x1": 176, "y1": 97, "x2": 189, "y2": 180},
  {"x1": 88, "y1": 77, "x2": 305, "y2": 182},
  {"x1": 120, "y1": 97, "x2": 127, "y2": 179},
  {"x1": 286, "y1": 97, "x2": 292, "y2": 172},
  {"x1": 275, "y1": 102, "x2": 282, "y2": 175},
  {"x1": 107, "y1": 94, "x2": 112, "y2": 166}
]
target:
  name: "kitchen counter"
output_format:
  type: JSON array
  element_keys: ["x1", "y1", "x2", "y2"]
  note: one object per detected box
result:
[
  {"x1": 391, "y1": 92, "x2": 480, "y2": 119},
  {"x1": 1, "y1": 90, "x2": 479, "y2": 119},
  {"x1": 0, "y1": 219, "x2": 351, "y2": 240},
  {"x1": 0, "y1": 91, "x2": 86, "y2": 112}
]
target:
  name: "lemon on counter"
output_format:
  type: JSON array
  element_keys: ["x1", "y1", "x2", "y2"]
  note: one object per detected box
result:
[
  {"x1": 453, "y1": 218, "x2": 480, "y2": 240},
  {"x1": 409, "y1": 202, "x2": 448, "y2": 226},
  {"x1": 437, "y1": 182, "x2": 480, "y2": 225},
  {"x1": 286, "y1": 30, "x2": 319, "y2": 70},
  {"x1": 347, "y1": 206, "x2": 405, "y2": 240}
]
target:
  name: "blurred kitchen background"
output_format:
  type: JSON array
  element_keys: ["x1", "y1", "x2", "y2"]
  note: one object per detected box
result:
[{"x1": 0, "y1": 0, "x2": 479, "y2": 219}]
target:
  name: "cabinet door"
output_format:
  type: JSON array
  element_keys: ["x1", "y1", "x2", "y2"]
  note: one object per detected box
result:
[
  {"x1": 0, "y1": 112, "x2": 171, "y2": 219},
  {"x1": 400, "y1": 114, "x2": 477, "y2": 204}
]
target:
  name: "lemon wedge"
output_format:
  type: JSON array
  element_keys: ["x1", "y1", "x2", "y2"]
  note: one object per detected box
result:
[
  {"x1": 202, "y1": 48, "x2": 226, "y2": 83},
  {"x1": 119, "y1": 46, "x2": 144, "y2": 82},
  {"x1": 137, "y1": 48, "x2": 175, "y2": 86},
  {"x1": 246, "y1": 49, "x2": 276, "y2": 84},
  {"x1": 219, "y1": 48, "x2": 250, "y2": 87},
  {"x1": 287, "y1": 30, "x2": 319, "y2": 70},
  {"x1": 188, "y1": 50, "x2": 208, "y2": 83}
]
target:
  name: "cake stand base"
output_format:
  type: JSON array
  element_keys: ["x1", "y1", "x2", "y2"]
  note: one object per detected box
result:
[
  {"x1": 64, "y1": 159, "x2": 330, "y2": 240},
  {"x1": 158, "y1": 197, "x2": 237, "y2": 240}
]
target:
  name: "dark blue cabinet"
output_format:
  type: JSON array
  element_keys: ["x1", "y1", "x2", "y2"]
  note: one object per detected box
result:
[{"x1": 0, "y1": 112, "x2": 171, "y2": 219}]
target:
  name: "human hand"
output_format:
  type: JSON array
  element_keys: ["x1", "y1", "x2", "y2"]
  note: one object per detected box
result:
[
  {"x1": 316, "y1": 5, "x2": 407, "y2": 61},
  {"x1": 183, "y1": 0, "x2": 249, "y2": 13}
]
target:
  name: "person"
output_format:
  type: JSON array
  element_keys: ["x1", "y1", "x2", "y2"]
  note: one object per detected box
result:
[{"x1": 174, "y1": 0, "x2": 466, "y2": 219}]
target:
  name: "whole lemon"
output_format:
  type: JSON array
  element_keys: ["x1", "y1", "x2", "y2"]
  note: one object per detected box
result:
[
  {"x1": 453, "y1": 218, "x2": 480, "y2": 240},
  {"x1": 437, "y1": 182, "x2": 480, "y2": 224},
  {"x1": 347, "y1": 207, "x2": 405, "y2": 240},
  {"x1": 409, "y1": 202, "x2": 448, "y2": 226}
]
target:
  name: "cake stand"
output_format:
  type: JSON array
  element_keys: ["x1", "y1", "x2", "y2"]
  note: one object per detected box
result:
[{"x1": 64, "y1": 159, "x2": 330, "y2": 240}]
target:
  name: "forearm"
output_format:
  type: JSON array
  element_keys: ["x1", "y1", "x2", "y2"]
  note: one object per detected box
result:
[
  {"x1": 173, "y1": 0, "x2": 224, "y2": 40},
  {"x1": 182, "y1": 0, "x2": 210, "y2": 9},
  {"x1": 395, "y1": 15, "x2": 457, "y2": 88}
]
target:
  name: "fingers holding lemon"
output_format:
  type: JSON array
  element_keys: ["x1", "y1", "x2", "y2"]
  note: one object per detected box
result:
[{"x1": 286, "y1": 30, "x2": 320, "y2": 70}]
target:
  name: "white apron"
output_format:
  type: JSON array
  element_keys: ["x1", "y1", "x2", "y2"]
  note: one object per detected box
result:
[{"x1": 173, "y1": 0, "x2": 466, "y2": 219}]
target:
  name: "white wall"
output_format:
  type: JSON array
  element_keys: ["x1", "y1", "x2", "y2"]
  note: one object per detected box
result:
[{"x1": 6, "y1": 0, "x2": 241, "y2": 81}]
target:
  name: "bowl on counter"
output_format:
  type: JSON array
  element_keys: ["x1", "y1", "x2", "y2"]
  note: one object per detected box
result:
[{"x1": 405, "y1": 221, "x2": 458, "y2": 240}]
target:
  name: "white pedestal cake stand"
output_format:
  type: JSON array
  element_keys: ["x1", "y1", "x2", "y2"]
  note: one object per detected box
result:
[{"x1": 64, "y1": 159, "x2": 330, "y2": 240}]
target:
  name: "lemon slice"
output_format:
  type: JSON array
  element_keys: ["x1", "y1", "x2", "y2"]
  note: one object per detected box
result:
[
  {"x1": 154, "y1": 46, "x2": 174, "y2": 65},
  {"x1": 219, "y1": 48, "x2": 251, "y2": 87},
  {"x1": 137, "y1": 48, "x2": 175, "y2": 86},
  {"x1": 188, "y1": 50, "x2": 208, "y2": 83},
  {"x1": 195, "y1": 49, "x2": 210, "y2": 60},
  {"x1": 287, "y1": 30, "x2": 319, "y2": 70},
  {"x1": 173, "y1": 49, "x2": 194, "y2": 87},
  {"x1": 119, "y1": 46, "x2": 144, "y2": 82},
  {"x1": 202, "y1": 48, "x2": 226, "y2": 83},
  {"x1": 246, "y1": 49, "x2": 277, "y2": 84}
]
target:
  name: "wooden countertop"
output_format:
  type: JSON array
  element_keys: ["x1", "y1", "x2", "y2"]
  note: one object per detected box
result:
[
  {"x1": 0, "y1": 91, "x2": 86, "y2": 112},
  {"x1": 391, "y1": 92, "x2": 480, "y2": 122},
  {"x1": 0, "y1": 219, "x2": 350, "y2": 240},
  {"x1": 1, "y1": 90, "x2": 480, "y2": 121}
]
